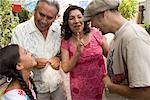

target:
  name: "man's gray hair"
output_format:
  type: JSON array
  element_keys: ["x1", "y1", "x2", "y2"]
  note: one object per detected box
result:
[{"x1": 35, "y1": 0, "x2": 60, "y2": 14}]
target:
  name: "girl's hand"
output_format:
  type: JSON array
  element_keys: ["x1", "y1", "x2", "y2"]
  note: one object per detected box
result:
[{"x1": 35, "y1": 58, "x2": 49, "y2": 69}]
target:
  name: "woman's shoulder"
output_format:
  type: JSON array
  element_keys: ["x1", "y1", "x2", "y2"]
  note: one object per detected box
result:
[
  {"x1": 90, "y1": 27, "x2": 102, "y2": 37},
  {"x1": 61, "y1": 38, "x2": 71, "y2": 49},
  {"x1": 61, "y1": 38, "x2": 71, "y2": 45},
  {"x1": 90, "y1": 27, "x2": 103, "y2": 43}
]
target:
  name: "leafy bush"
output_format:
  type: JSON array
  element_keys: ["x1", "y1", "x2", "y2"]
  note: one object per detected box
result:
[
  {"x1": 13, "y1": 7, "x2": 30, "y2": 23},
  {"x1": 142, "y1": 24, "x2": 150, "y2": 34},
  {"x1": 0, "y1": 0, "x2": 19, "y2": 47},
  {"x1": 119, "y1": 0, "x2": 137, "y2": 20}
]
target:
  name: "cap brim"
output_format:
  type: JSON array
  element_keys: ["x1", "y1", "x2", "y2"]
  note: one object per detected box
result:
[{"x1": 83, "y1": 16, "x2": 91, "y2": 22}]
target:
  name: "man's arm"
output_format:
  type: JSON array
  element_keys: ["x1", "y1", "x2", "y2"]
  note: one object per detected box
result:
[{"x1": 103, "y1": 74, "x2": 150, "y2": 100}]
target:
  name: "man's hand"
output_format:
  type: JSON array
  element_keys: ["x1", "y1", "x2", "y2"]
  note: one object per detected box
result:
[
  {"x1": 103, "y1": 73, "x2": 113, "y2": 90},
  {"x1": 49, "y1": 57, "x2": 60, "y2": 70},
  {"x1": 35, "y1": 58, "x2": 49, "y2": 69}
]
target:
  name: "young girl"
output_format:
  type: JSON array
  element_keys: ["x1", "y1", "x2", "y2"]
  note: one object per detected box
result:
[{"x1": 0, "y1": 44, "x2": 37, "y2": 100}]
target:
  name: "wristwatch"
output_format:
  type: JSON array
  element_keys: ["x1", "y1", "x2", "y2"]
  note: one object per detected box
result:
[{"x1": 105, "y1": 85, "x2": 110, "y2": 97}]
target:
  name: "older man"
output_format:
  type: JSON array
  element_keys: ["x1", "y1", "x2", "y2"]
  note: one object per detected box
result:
[
  {"x1": 84, "y1": 0, "x2": 150, "y2": 100},
  {"x1": 11, "y1": 0, "x2": 65, "y2": 100}
]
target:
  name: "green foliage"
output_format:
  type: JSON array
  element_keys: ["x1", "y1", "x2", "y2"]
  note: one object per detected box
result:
[
  {"x1": 0, "y1": 0, "x2": 19, "y2": 47},
  {"x1": 119, "y1": 0, "x2": 138, "y2": 20},
  {"x1": 142, "y1": 24, "x2": 150, "y2": 34},
  {"x1": 14, "y1": 7, "x2": 30, "y2": 23}
]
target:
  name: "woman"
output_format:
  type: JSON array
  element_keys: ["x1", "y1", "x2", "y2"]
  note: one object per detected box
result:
[
  {"x1": 61, "y1": 5, "x2": 109, "y2": 100},
  {"x1": 0, "y1": 44, "x2": 37, "y2": 100}
]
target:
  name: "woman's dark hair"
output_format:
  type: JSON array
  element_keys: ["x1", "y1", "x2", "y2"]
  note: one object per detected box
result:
[
  {"x1": 0, "y1": 44, "x2": 37, "y2": 100},
  {"x1": 61, "y1": 5, "x2": 90, "y2": 40}
]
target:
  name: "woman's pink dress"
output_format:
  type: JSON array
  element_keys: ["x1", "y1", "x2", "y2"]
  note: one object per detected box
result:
[{"x1": 61, "y1": 28, "x2": 106, "y2": 100}]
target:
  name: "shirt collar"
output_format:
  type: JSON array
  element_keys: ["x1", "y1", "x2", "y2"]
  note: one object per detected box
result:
[{"x1": 114, "y1": 21, "x2": 129, "y2": 40}]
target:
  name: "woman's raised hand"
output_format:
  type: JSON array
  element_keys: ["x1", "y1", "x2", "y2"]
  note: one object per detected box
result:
[{"x1": 76, "y1": 33, "x2": 84, "y2": 53}]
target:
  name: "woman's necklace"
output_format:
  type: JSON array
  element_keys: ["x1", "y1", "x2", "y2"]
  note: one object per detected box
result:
[{"x1": 72, "y1": 33, "x2": 88, "y2": 46}]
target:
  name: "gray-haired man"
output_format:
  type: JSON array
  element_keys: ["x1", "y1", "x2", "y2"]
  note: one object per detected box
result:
[{"x1": 11, "y1": 0, "x2": 65, "y2": 100}]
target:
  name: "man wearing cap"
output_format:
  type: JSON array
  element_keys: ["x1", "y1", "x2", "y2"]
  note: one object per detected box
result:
[{"x1": 84, "y1": 0, "x2": 150, "y2": 100}]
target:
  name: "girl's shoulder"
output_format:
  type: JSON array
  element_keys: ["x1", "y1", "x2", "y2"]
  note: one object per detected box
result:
[{"x1": 2, "y1": 89, "x2": 27, "y2": 100}]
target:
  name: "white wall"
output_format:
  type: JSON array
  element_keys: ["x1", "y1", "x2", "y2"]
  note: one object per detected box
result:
[{"x1": 144, "y1": 0, "x2": 150, "y2": 24}]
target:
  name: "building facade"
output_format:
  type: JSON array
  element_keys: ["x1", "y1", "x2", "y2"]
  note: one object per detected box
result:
[{"x1": 138, "y1": 0, "x2": 150, "y2": 24}]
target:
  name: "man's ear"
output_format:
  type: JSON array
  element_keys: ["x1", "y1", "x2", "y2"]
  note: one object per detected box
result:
[
  {"x1": 104, "y1": 10, "x2": 111, "y2": 18},
  {"x1": 16, "y1": 63, "x2": 24, "y2": 71},
  {"x1": 102, "y1": 11, "x2": 107, "y2": 18}
]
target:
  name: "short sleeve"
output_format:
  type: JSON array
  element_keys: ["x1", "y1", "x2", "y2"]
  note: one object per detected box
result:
[
  {"x1": 11, "y1": 26, "x2": 23, "y2": 46},
  {"x1": 61, "y1": 39, "x2": 69, "y2": 50},
  {"x1": 91, "y1": 27, "x2": 103, "y2": 46},
  {"x1": 2, "y1": 90, "x2": 27, "y2": 100},
  {"x1": 126, "y1": 39, "x2": 150, "y2": 88}
]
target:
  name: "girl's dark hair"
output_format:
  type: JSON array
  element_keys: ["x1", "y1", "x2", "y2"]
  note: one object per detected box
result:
[
  {"x1": 0, "y1": 44, "x2": 20, "y2": 77},
  {"x1": 0, "y1": 44, "x2": 37, "y2": 100},
  {"x1": 61, "y1": 5, "x2": 90, "y2": 40}
]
